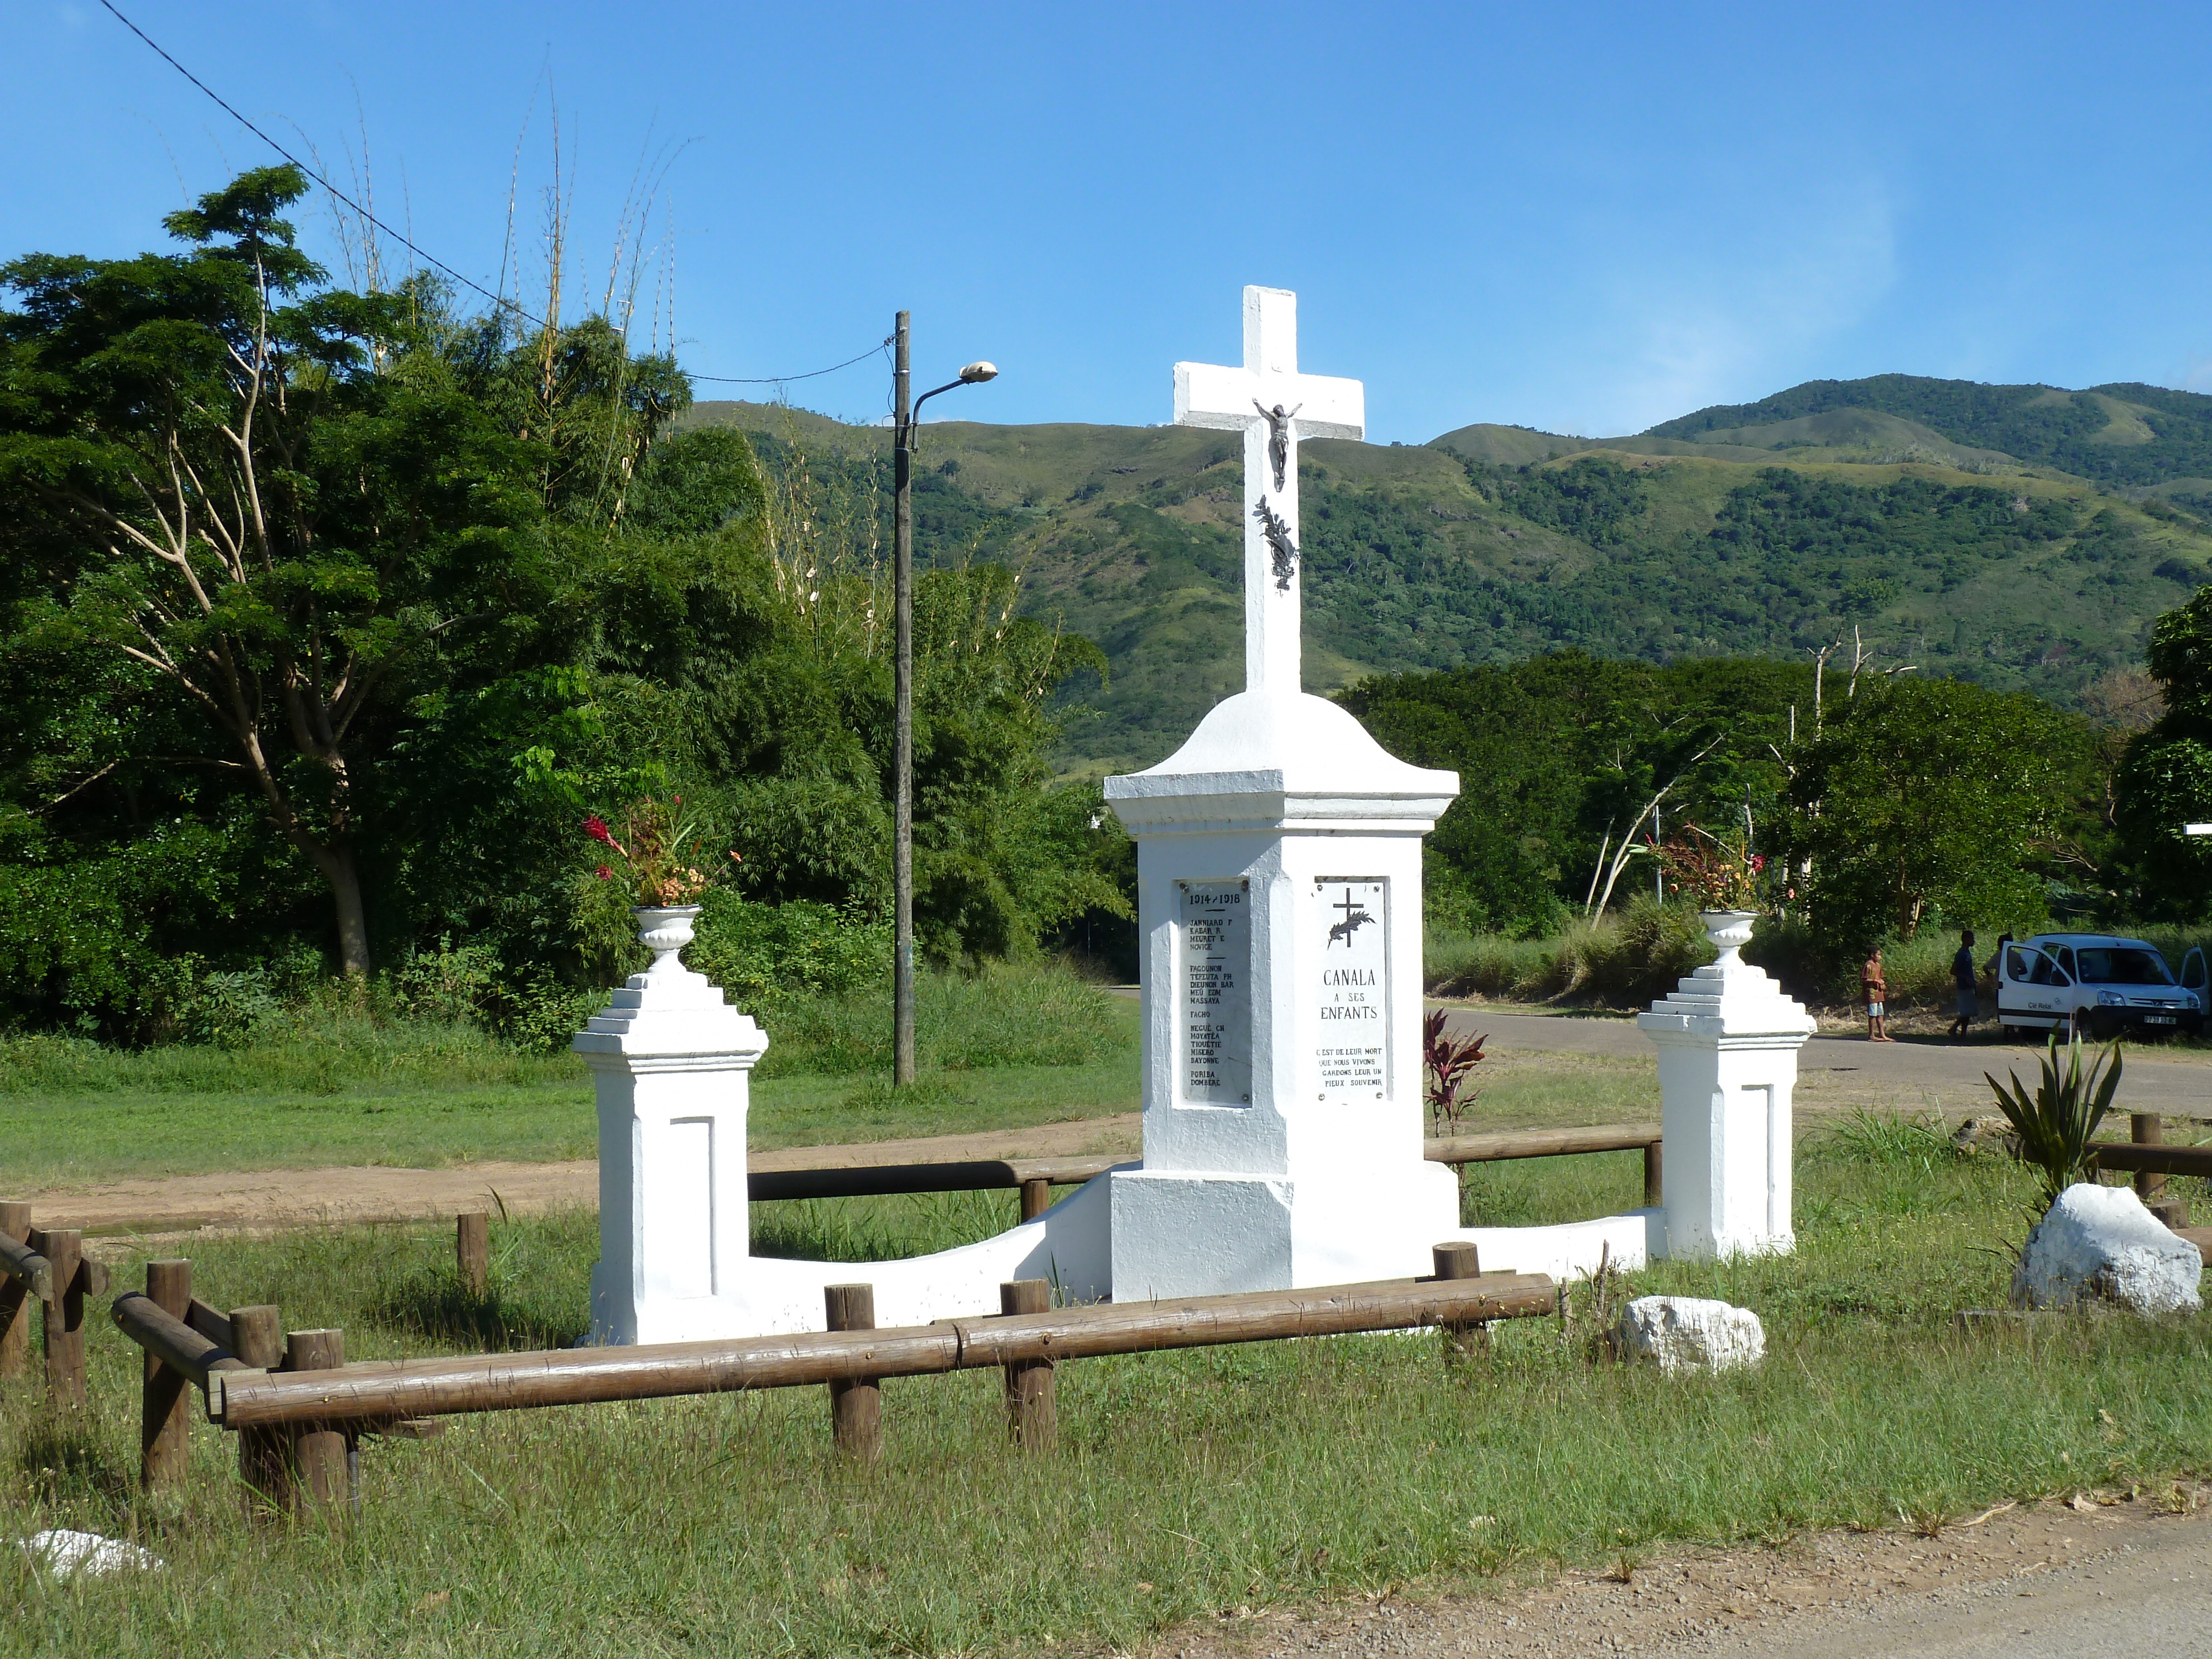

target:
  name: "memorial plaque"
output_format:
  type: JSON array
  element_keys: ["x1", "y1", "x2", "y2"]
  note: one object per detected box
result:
[
  {"x1": 1176, "y1": 880, "x2": 1251, "y2": 1105},
  {"x1": 1312, "y1": 877, "x2": 1389, "y2": 1103}
]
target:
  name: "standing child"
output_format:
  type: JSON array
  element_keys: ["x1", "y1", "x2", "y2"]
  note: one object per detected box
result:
[
  {"x1": 1947, "y1": 928, "x2": 1978, "y2": 1040},
  {"x1": 1863, "y1": 947, "x2": 1893, "y2": 1042}
]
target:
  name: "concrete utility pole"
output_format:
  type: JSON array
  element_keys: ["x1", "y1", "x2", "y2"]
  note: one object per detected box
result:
[{"x1": 891, "y1": 313, "x2": 997, "y2": 1086}]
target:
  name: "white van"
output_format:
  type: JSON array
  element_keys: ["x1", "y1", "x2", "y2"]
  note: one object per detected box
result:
[{"x1": 1996, "y1": 932, "x2": 2204, "y2": 1040}]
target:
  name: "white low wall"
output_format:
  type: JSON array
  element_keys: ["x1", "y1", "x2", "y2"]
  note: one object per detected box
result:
[{"x1": 599, "y1": 1167, "x2": 1652, "y2": 1343}]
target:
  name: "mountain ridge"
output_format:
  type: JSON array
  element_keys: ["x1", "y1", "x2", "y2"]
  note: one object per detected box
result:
[{"x1": 687, "y1": 373, "x2": 2212, "y2": 772}]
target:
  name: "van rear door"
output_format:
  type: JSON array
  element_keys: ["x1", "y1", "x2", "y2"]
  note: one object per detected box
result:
[{"x1": 2000, "y1": 946, "x2": 2068, "y2": 1029}]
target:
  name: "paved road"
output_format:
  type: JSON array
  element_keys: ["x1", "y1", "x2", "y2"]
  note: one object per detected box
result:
[
  {"x1": 1696, "y1": 1506, "x2": 2212, "y2": 1659},
  {"x1": 1434, "y1": 1005, "x2": 2212, "y2": 1117}
]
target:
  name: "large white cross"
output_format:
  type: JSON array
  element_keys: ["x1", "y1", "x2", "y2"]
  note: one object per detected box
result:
[{"x1": 1174, "y1": 286, "x2": 1364, "y2": 696}]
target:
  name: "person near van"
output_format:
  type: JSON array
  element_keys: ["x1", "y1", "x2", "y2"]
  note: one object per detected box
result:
[
  {"x1": 1863, "y1": 948, "x2": 1892, "y2": 1042},
  {"x1": 1947, "y1": 929, "x2": 1978, "y2": 1039}
]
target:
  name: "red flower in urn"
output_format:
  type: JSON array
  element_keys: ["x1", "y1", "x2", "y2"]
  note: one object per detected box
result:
[{"x1": 581, "y1": 797, "x2": 737, "y2": 908}]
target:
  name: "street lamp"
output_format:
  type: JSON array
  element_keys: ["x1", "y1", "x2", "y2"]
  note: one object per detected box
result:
[{"x1": 893, "y1": 310, "x2": 999, "y2": 1086}]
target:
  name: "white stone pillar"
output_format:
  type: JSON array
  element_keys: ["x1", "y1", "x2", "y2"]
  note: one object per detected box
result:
[
  {"x1": 1636, "y1": 912, "x2": 1814, "y2": 1260},
  {"x1": 1102, "y1": 689, "x2": 1463, "y2": 1299},
  {"x1": 574, "y1": 907, "x2": 767, "y2": 1344}
]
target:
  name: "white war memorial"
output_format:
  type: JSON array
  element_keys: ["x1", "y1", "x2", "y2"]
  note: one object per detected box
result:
[{"x1": 572, "y1": 285, "x2": 1819, "y2": 1344}]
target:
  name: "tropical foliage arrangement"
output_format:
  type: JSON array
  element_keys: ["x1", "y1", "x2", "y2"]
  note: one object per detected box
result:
[
  {"x1": 1983, "y1": 1035, "x2": 2124, "y2": 1211},
  {"x1": 1652, "y1": 825, "x2": 1766, "y2": 914},
  {"x1": 585, "y1": 798, "x2": 734, "y2": 909}
]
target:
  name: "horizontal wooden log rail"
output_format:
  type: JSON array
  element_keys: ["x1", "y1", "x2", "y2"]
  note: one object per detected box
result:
[
  {"x1": 748, "y1": 1155, "x2": 1124, "y2": 1204},
  {"x1": 750, "y1": 1126, "x2": 1666, "y2": 1209},
  {"x1": 111, "y1": 1290, "x2": 250, "y2": 1395},
  {"x1": 2089, "y1": 1141, "x2": 2212, "y2": 1179},
  {"x1": 0, "y1": 1232, "x2": 54, "y2": 1303},
  {"x1": 1423, "y1": 1124, "x2": 1661, "y2": 1164},
  {"x1": 206, "y1": 1272, "x2": 1557, "y2": 1430},
  {"x1": 0, "y1": 1232, "x2": 111, "y2": 1302}
]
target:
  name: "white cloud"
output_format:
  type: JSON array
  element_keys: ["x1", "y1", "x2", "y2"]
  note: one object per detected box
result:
[{"x1": 1574, "y1": 173, "x2": 1899, "y2": 435}]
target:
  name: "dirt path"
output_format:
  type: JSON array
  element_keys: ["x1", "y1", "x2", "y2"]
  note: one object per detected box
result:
[
  {"x1": 35, "y1": 1113, "x2": 1140, "y2": 1240},
  {"x1": 1435, "y1": 1004, "x2": 2212, "y2": 1119},
  {"x1": 38, "y1": 1003, "x2": 2212, "y2": 1239},
  {"x1": 1156, "y1": 1486, "x2": 2212, "y2": 1658}
]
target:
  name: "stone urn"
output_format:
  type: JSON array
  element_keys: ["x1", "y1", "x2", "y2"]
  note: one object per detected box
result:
[
  {"x1": 1698, "y1": 909, "x2": 1758, "y2": 968},
  {"x1": 632, "y1": 905, "x2": 703, "y2": 983}
]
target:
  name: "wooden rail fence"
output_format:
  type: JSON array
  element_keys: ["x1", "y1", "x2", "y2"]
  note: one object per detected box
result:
[
  {"x1": 105, "y1": 1233, "x2": 1550, "y2": 1515},
  {"x1": 54, "y1": 1106, "x2": 2212, "y2": 1519},
  {"x1": 752, "y1": 1125, "x2": 1667, "y2": 1221},
  {"x1": 0, "y1": 1204, "x2": 112, "y2": 1408}
]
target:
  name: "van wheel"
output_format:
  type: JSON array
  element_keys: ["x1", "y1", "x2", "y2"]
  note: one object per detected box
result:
[{"x1": 2088, "y1": 1010, "x2": 2121, "y2": 1041}]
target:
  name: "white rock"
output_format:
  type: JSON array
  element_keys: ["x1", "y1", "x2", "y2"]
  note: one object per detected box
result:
[
  {"x1": 19, "y1": 1528, "x2": 164, "y2": 1579},
  {"x1": 1614, "y1": 1295, "x2": 1766, "y2": 1373},
  {"x1": 2012, "y1": 1182, "x2": 2203, "y2": 1316}
]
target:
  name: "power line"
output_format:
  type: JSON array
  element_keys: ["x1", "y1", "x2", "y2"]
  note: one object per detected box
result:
[
  {"x1": 94, "y1": 0, "x2": 889, "y2": 390},
  {"x1": 688, "y1": 341, "x2": 893, "y2": 385}
]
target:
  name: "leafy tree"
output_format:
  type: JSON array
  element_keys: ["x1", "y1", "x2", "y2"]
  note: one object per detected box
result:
[
  {"x1": 0, "y1": 167, "x2": 550, "y2": 973},
  {"x1": 1344, "y1": 653, "x2": 1806, "y2": 935},
  {"x1": 1478, "y1": 454, "x2": 1651, "y2": 544},
  {"x1": 2112, "y1": 586, "x2": 2212, "y2": 917},
  {"x1": 1780, "y1": 676, "x2": 2090, "y2": 952}
]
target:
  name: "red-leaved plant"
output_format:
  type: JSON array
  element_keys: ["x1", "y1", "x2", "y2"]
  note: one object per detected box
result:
[
  {"x1": 584, "y1": 796, "x2": 739, "y2": 909},
  {"x1": 1424, "y1": 1008, "x2": 1487, "y2": 1134}
]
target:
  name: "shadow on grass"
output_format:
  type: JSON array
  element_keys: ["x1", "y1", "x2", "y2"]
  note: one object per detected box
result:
[
  {"x1": 18, "y1": 1419, "x2": 132, "y2": 1516},
  {"x1": 752, "y1": 1191, "x2": 1019, "y2": 1265},
  {"x1": 367, "y1": 1271, "x2": 588, "y2": 1352}
]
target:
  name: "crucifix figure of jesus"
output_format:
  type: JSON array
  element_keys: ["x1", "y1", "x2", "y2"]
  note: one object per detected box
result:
[{"x1": 1173, "y1": 286, "x2": 1364, "y2": 696}]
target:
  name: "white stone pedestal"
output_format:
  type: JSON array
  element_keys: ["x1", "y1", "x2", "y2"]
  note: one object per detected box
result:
[
  {"x1": 575, "y1": 907, "x2": 768, "y2": 1344},
  {"x1": 1103, "y1": 689, "x2": 1466, "y2": 1298},
  {"x1": 574, "y1": 909, "x2": 1117, "y2": 1343},
  {"x1": 1636, "y1": 913, "x2": 1815, "y2": 1260}
]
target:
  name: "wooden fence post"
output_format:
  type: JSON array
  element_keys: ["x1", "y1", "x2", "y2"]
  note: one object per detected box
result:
[
  {"x1": 231, "y1": 1304, "x2": 288, "y2": 1514},
  {"x1": 0, "y1": 1203, "x2": 30, "y2": 1380},
  {"x1": 2132, "y1": 1114, "x2": 2165, "y2": 1201},
  {"x1": 37, "y1": 1228, "x2": 86, "y2": 1408},
  {"x1": 1642, "y1": 1140, "x2": 1663, "y2": 1209},
  {"x1": 142, "y1": 1260, "x2": 193, "y2": 1496},
  {"x1": 823, "y1": 1284, "x2": 880, "y2": 1460},
  {"x1": 999, "y1": 1279, "x2": 1056, "y2": 1451},
  {"x1": 456, "y1": 1212, "x2": 490, "y2": 1296},
  {"x1": 1433, "y1": 1240, "x2": 1485, "y2": 1357},
  {"x1": 284, "y1": 1329, "x2": 348, "y2": 1516},
  {"x1": 1019, "y1": 1180, "x2": 1052, "y2": 1223}
]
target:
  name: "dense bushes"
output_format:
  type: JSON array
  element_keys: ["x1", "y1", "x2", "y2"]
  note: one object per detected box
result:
[
  {"x1": 1424, "y1": 898, "x2": 1713, "y2": 1007},
  {"x1": 0, "y1": 169, "x2": 1129, "y2": 1045}
]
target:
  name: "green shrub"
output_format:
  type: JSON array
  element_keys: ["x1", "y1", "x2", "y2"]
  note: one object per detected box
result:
[
  {"x1": 1425, "y1": 897, "x2": 1713, "y2": 1007},
  {"x1": 754, "y1": 960, "x2": 1124, "y2": 1078},
  {"x1": 686, "y1": 891, "x2": 890, "y2": 1009}
]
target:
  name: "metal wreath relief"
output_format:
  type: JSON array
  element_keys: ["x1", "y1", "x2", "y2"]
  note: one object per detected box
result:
[{"x1": 1254, "y1": 497, "x2": 1299, "y2": 592}]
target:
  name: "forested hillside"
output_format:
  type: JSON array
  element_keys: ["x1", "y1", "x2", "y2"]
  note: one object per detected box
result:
[
  {"x1": 693, "y1": 386, "x2": 2212, "y2": 773},
  {"x1": 1647, "y1": 374, "x2": 2212, "y2": 491}
]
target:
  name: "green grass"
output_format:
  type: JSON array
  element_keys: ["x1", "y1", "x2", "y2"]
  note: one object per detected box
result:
[
  {"x1": 4, "y1": 1131, "x2": 2209, "y2": 1657},
  {"x1": 0, "y1": 966, "x2": 1140, "y2": 1185}
]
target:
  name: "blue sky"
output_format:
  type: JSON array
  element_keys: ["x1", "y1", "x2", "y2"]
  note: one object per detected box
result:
[{"x1": 6, "y1": 3, "x2": 2209, "y2": 442}]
